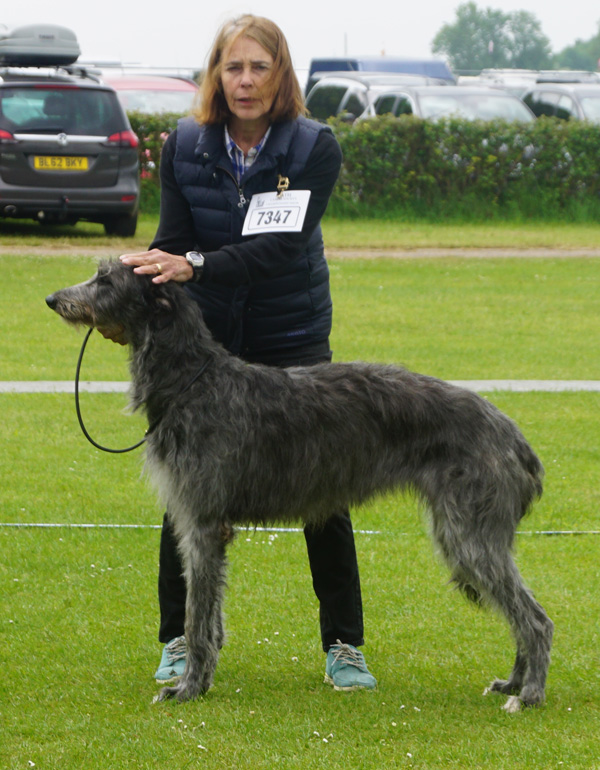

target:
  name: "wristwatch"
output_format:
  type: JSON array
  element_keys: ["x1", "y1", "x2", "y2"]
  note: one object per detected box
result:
[{"x1": 185, "y1": 251, "x2": 205, "y2": 283}]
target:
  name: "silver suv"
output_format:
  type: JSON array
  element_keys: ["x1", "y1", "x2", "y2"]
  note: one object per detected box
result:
[
  {"x1": 0, "y1": 65, "x2": 140, "y2": 235},
  {"x1": 305, "y1": 72, "x2": 446, "y2": 123}
]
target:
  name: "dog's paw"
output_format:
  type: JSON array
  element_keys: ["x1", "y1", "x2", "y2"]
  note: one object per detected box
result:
[
  {"x1": 484, "y1": 677, "x2": 520, "y2": 696},
  {"x1": 154, "y1": 682, "x2": 206, "y2": 703},
  {"x1": 502, "y1": 695, "x2": 523, "y2": 713},
  {"x1": 154, "y1": 686, "x2": 180, "y2": 703}
]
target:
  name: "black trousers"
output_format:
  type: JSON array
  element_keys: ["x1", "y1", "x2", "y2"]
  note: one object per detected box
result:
[{"x1": 157, "y1": 341, "x2": 365, "y2": 651}]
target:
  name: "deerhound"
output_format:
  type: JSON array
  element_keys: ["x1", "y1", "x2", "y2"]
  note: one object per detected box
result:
[{"x1": 46, "y1": 260, "x2": 553, "y2": 712}]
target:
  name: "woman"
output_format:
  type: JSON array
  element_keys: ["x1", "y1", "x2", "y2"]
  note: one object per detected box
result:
[{"x1": 121, "y1": 14, "x2": 376, "y2": 692}]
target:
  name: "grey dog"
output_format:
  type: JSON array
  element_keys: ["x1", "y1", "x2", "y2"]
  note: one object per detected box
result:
[{"x1": 46, "y1": 260, "x2": 553, "y2": 712}]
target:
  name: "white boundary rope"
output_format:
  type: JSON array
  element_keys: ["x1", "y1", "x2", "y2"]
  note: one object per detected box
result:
[{"x1": 1, "y1": 523, "x2": 598, "y2": 536}]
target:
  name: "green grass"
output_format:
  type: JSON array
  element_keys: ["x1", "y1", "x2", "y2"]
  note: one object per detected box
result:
[
  {"x1": 322, "y1": 218, "x2": 600, "y2": 250},
  {"x1": 0, "y1": 213, "x2": 158, "y2": 251},
  {"x1": 1, "y1": 244, "x2": 599, "y2": 768},
  {"x1": 3, "y1": 214, "x2": 600, "y2": 252},
  {"x1": 2, "y1": 527, "x2": 599, "y2": 769},
  {"x1": 329, "y1": 257, "x2": 600, "y2": 378}
]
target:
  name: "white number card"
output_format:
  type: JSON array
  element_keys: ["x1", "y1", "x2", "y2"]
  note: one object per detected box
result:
[{"x1": 242, "y1": 190, "x2": 311, "y2": 236}]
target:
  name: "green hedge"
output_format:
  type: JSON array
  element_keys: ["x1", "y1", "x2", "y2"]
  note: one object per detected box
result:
[
  {"x1": 129, "y1": 111, "x2": 600, "y2": 221},
  {"x1": 331, "y1": 115, "x2": 600, "y2": 220},
  {"x1": 127, "y1": 111, "x2": 181, "y2": 213}
]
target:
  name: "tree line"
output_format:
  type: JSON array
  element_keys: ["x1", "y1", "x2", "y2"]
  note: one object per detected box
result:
[{"x1": 432, "y1": 2, "x2": 600, "y2": 73}]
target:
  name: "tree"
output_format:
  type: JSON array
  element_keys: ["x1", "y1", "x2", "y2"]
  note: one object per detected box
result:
[
  {"x1": 432, "y1": 2, "x2": 552, "y2": 72},
  {"x1": 506, "y1": 11, "x2": 553, "y2": 69},
  {"x1": 554, "y1": 23, "x2": 600, "y2": 70}
]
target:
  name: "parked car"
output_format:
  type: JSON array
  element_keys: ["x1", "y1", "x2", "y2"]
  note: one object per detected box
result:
[
  {"x1": 468, "y1": 69, "x2": 600, "y2": 98},
  {"x1": 522, "y1": 83, "x2": 600, "y2": 122},
  {"x1": 359, "y1": 85, "x2": 535, "y2": 122},
  {"x1": 0, "y1": 25, "x2": 139, "y2": 236},
  {"x1": 306, "y1": 56, "x2": 455, "y2": 94},
  {"x1": 305, "y1": 73, "x2": 447, "y2": 122},
  {"x1": 102, "y1": 74, "x2": 199, "y2": 115}
]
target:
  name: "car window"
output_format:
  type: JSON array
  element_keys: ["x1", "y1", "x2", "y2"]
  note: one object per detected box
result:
[
  {"x1": 342, "y1": 91, "x2": 366, "y2": 119},
  {"x1": 419, "y1": 93, "x2": 532, "y2": 121},
  {"x1": 115, "y1": 89, "x2": 195, "y2": 114},
  {"x1": 394, "y1": 97, "x2": 413, "y2": 116},
  {"x1": 418, "y1": 94, "x2": 466, "y2": 119},
  {"x1": 579, "y1": 95, "x2": 600, "y2": 121},
  {"x1": 306, "y1": 84, "x2": 346, "y2": 120},
  {"x1": 524, "y1": 91, "x2": 559, "y2": 118},
  {"x1": 375, "y1": 95, "x2": 396, "y2": 115},
  {"x1": 0, "y1": 86, "x2": 123, "y2": 135},
  {"x1": 556, "y1": 95, "x2": 577, "y2": 120}
]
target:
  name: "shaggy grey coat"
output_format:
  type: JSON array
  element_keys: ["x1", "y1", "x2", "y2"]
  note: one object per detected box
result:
[{"x1": 46, "y1": 261, "x2": 553, "y2": 712}]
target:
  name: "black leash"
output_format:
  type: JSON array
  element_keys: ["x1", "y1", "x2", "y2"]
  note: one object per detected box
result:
[
  {"x1": 74, "y1": 328, "x2": 210, "y2": 454},
  {"x1": 75, "y1": 328, "x2": 148, "y2": 453}
]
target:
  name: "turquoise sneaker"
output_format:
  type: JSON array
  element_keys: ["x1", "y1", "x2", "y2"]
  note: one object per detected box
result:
[
  {"x1": 155, "y1": 635, "x2": 187, "y2": 683},
  {"x1": 324, "y1": 640, "x2": 377, "y2": 691}
]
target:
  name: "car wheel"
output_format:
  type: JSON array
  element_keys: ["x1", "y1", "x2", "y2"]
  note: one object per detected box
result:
[{"x1": 104, "y1": 214, "x2": 138, "y2": 237}]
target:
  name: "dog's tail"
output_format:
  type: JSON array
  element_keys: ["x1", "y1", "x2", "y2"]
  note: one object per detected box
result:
[{"x1": 514, "y1": 431, "x2": 545, "y2": 520}]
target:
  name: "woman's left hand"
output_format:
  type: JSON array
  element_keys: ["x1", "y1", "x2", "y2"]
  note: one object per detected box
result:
[{"x1": 119, "y1": 249, "x2": 193, "y2": 284}]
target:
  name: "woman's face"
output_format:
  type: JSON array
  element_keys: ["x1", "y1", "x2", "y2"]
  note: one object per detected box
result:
[{"x1": 220, "y1": 36, "x2": 275, "y2": 129}]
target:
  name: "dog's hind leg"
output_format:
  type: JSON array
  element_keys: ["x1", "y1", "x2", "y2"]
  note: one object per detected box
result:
[
  {"x1": 482, "y1": 560, "x2": 553, "y2": 712},
  {"x1": 158, "y1": 522, "x2": 228, "y2": 703},
  {"x1": 450, "y1": 546, "x2": 553, "y2": 712}
]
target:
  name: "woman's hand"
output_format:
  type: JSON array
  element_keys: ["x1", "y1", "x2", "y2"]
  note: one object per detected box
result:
[{"x1": 119, "y1": 249, "x2": 193, "y2": 284}]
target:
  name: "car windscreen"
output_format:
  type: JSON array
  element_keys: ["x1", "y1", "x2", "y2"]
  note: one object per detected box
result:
[
  {"x1": 114, "y1": 89, "x2": 195, "y2": 114},
  {"x1": 0, "y1": 85, "x2": 124, "y2": 135},
  {"x1": 418, "y1": 93, "x2": 533, "y2": 122},
  {"x1": 579, "y1": 96, "x2": 600, "y2": 121}
]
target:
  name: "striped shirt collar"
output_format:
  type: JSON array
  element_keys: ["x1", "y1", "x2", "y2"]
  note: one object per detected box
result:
[{"x1": 224, "y1": 124, "x2": 271, "y2": 184}]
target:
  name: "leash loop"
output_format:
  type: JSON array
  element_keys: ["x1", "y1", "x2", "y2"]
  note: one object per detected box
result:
[
  {"x1": 74, "y1": 329, "x2": 211, "y2": 454},
  {"x1": 75, "y1": 328, "x2": 148, "y2": 453}
]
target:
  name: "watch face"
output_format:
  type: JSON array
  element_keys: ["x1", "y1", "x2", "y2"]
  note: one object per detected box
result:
[{"x1": 186, "y1": 252, "x2": 204, "y2": 268}]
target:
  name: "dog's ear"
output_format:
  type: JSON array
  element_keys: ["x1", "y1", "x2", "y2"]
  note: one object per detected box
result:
[
  {"x1": 155, "y1": 295, "x2": 174, "y2": 313},
  {"x1": 150, "y1": 284, "x2": 178, "y2": 328}
]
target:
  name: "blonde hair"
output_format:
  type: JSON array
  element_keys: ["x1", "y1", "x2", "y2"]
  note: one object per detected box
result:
[{"x1": 193, "y1": 15, "x2": 306, "y2": 124}]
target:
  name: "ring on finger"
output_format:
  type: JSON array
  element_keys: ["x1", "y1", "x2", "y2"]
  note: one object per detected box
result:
[{"x1": 156, "y1": 263, "x2": 162, "y2": 274}]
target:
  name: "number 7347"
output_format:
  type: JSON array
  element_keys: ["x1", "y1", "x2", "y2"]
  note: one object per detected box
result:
[{"x1": 256, "y1": 208, "x2": 292, "y2": 225}]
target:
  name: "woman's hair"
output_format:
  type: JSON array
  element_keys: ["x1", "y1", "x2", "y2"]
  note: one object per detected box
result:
[{"x1": 193, "y1": 14, "x2": 306, "y2": 124}]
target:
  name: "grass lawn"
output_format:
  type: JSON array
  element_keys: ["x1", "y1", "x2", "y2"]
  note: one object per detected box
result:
[
  {"x1": 1, "y1": 244, "x2": 599, "y2": 768},
  {"x1": 2, "y1": 214, "x2": 600, "y2": 253}
]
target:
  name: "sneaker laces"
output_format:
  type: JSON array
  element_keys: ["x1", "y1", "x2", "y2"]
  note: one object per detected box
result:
[
  {"x1": 165, "y1": 635, "x2": 187, "y2": 664},
  {"x1": 330, "y1": 639, "x2": 369, "y2": 671}
]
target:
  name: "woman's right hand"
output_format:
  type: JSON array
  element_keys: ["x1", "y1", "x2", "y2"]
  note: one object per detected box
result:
[{"x1": 119, "y1": 249, "x2": 193, "y2": 284}]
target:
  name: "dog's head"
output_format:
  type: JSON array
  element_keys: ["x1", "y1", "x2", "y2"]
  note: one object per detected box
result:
[{"x1": 46, "y1": 260, "x2": 180, "y2": 345}]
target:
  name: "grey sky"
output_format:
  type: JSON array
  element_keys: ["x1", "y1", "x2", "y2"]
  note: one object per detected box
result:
[{"x1": 4, "y1": 1, "x2": 598, "y2": 71}]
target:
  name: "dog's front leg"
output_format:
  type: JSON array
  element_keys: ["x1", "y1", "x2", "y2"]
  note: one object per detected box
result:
[{"x1": 157, "y1": 522, "x2": 228, "y2": 703}]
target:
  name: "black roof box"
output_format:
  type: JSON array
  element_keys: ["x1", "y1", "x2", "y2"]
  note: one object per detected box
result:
[{"x1": 0, "y1": 24, "x2": 81, "y2": 66}]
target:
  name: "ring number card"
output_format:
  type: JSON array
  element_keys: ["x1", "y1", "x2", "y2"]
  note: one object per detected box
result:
[{"x1": 242, "y1": 190, "x2": 311, "y2": 235}]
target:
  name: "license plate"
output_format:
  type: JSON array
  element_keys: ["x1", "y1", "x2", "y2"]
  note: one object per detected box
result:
[{"x1": 34, "y1": 156, "x2": 89, "y2": 171}]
